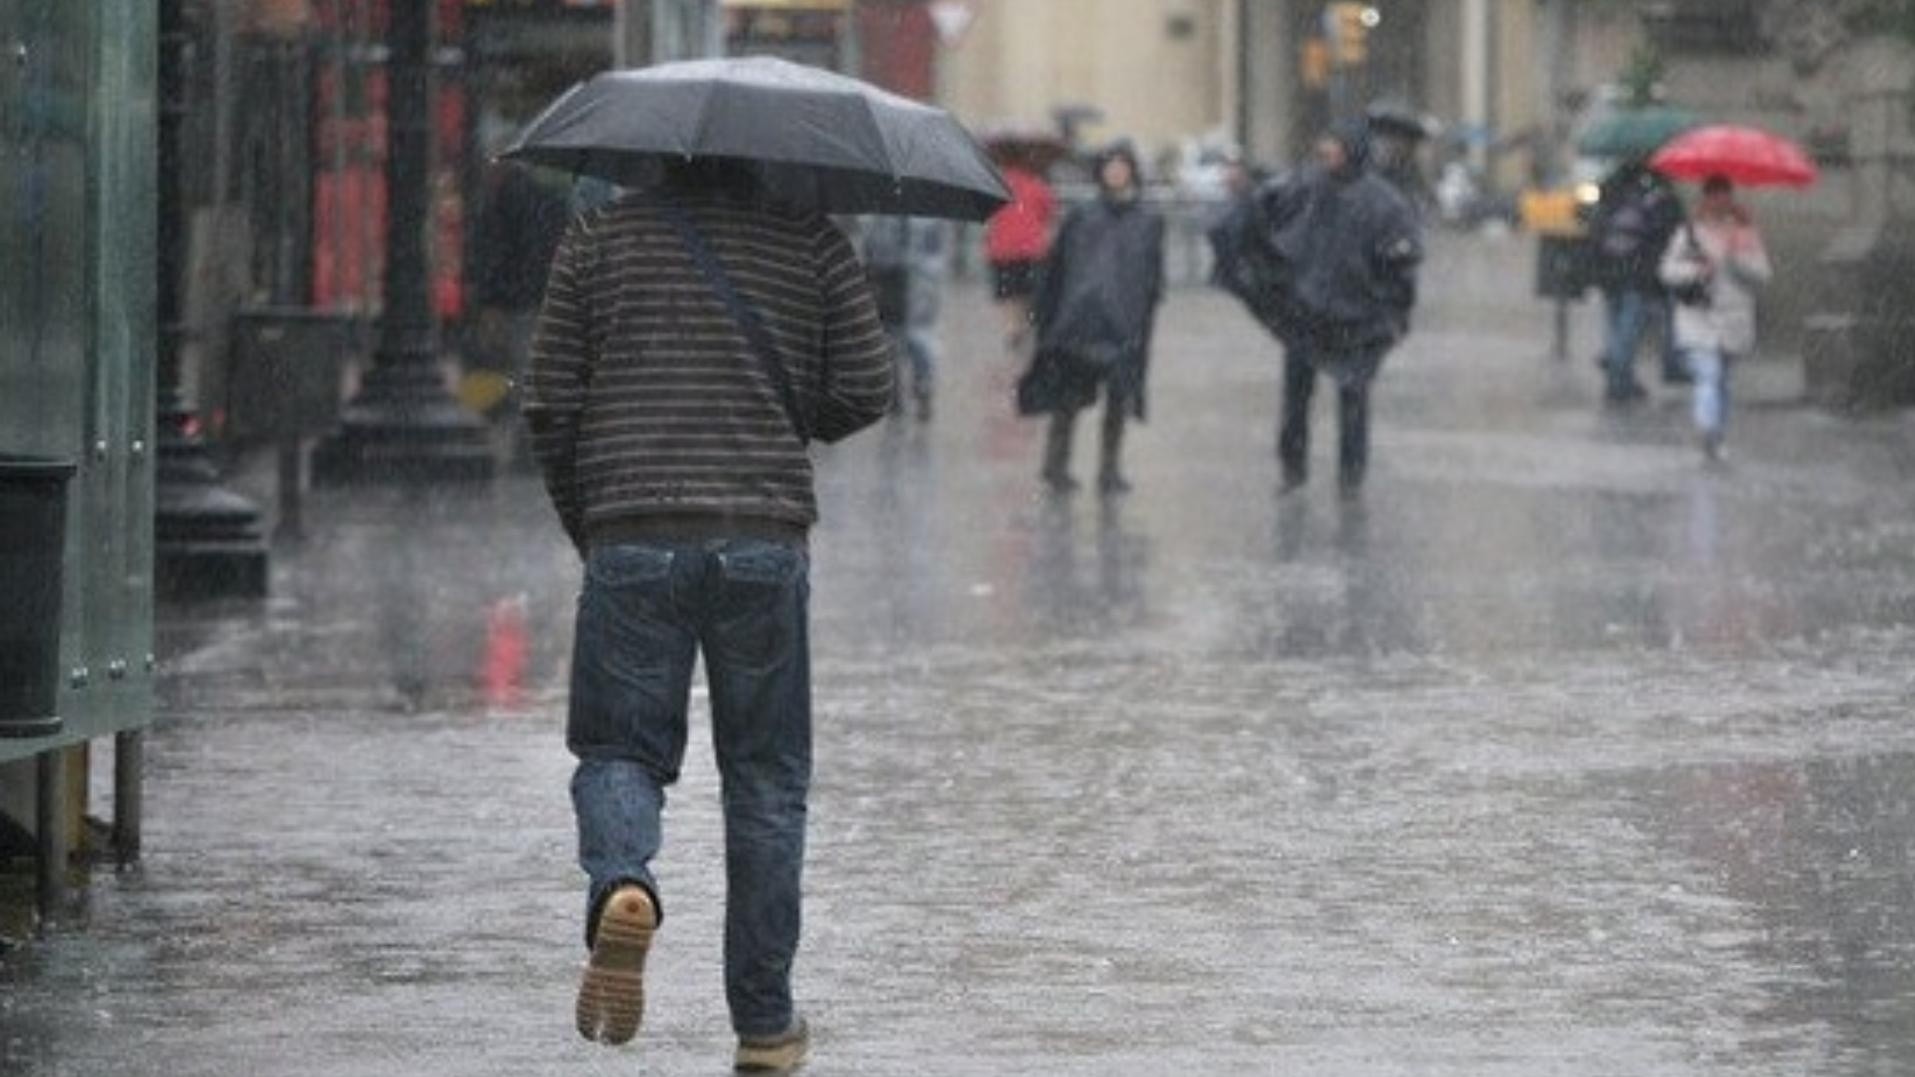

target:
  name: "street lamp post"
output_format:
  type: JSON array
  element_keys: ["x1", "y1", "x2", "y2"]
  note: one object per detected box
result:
[
  {"x1": 618, "y1": 0, "x2": 725, "y2": 68},
  {"x1": 156, "y1": 0, "x2": 269, "y2": 599},
  {"x1": 312, "y1": 0, "x2": 493, "y2": 485}
]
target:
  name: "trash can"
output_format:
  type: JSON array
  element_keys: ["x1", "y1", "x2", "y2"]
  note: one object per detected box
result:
[
  {"x1": 1535, "y1": 234, "x2": 1592, "y2": 301},
  {"x1": 0, "y1": 455, "x2": 76, "y2": 739}
]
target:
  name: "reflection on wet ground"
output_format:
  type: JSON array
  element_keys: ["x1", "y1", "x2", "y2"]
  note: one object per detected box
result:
[{"x1": 5, "y1": 237, "x2": 1915, "y2": 1075}]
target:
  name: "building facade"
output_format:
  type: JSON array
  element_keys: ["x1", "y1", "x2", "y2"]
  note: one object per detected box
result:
[{"x1": 936, "y1": 0, "x2": 1237, "y2": 167}]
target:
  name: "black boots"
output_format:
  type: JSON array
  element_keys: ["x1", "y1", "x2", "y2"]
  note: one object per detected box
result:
[{"x1": 1041, "y1": 405, "x2": 1129, "y2": 495}]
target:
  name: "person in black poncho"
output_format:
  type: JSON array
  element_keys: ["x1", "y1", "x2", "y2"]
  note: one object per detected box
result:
[
  {"x1": 1263, "y1": 119, "x2": 1423, "y2": 496},
  {"x1": 1018, "y1": 140, "x2": 1166, "y2": 496}
]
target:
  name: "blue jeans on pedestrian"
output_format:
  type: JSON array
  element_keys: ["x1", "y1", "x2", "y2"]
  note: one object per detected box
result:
[
  {"x1": 900, "y1": 326, "x2": 937, "y2": 401},
  {"x1": 1655, "y1": 296, "x2": 1685, "y2": 382},
  {"x1": 568, "y1": 539, "x2": 812, "y2": 1039},
  {"x1": 1686, "y1": 346, "x2": 1734, "y2": 437},
  {"x1": 1602, "y1": 287, "x2": 1652, "y2": 398}
]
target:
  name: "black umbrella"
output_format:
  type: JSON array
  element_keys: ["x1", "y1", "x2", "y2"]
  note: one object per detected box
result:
[
  {"x1": 501, "y1": 56, "x2": 1010, "y2": 222},
  {"x1": 1365, "y1": 101, "x2": 1437, "y2": 142}
]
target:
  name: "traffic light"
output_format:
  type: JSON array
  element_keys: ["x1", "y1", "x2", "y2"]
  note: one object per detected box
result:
[{"x1": 1326, "y1": 2, "x2": 1378, "y2": 67}]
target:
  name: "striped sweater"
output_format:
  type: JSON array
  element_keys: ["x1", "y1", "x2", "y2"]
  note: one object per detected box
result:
[{"x1": 524, "y1": 191, "x2": 894, "y2": 549}]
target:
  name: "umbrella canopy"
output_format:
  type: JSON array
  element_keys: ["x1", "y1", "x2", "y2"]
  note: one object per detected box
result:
[
  {"x1": 1649, "y1": 124, "x2": 1818, "y2": 189},
  {"x1": 979, "y1": 124, "x2": 1071, "y2": 173},
  {"x1": 1575, "y1": 105, "x2": 1702, "y2": 159},
  {"x1": 502, "y1": 57, "x2": 1010, "y2": 221},
  {"x1": 1365, "y1": 101, "x2": 1437, "y2": 142}
]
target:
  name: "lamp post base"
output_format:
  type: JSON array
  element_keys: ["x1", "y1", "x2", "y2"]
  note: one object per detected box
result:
[
  {"x1": 155, "y1": 421, "x2": 270, "y2": 601},
  {"x1": 311, "y1": 362, "x2": 496, "y2": 486}
]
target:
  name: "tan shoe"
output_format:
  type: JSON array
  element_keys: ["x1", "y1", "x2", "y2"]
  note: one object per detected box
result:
[
  {"x1": 575, "y1": 886, "x2": 657, "y2": 1045},
  {"x1": 734, "y1": 1015, "x2": 809, "y2": 1073}
]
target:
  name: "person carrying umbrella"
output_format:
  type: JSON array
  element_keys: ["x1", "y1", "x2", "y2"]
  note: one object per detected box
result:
[
  {"x1": 1649, "y1": 123, "x2": 1812, "y2": 462},
  {"x1": 1365, "y1": 102, "x2": 1436, "y2": 215},
  {"x1": 1017, "y1": 140, "x2": 1165, "y2": 495},
  {"x1": 528, "y1": 153, "x2": 891, "y2": 1073},
  {"x1": 1658, "y1": 174, "x2": 1772, "y2": 463},
  {"x1": 510, "y1": 56, "x2": 1007, "y2": 1074},
  {"x1": 984, "y1": 157, "x2": 1058, "y2": 351}
]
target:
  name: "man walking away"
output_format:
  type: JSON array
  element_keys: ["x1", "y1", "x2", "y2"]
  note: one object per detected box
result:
[
  {"x1": 1267, "y1": 120, "x2": 1422, "y2": 496},
  {"x1": 524, "y1": 157, "x2": 893, "y2": 1073},
  {"x1": 1017, "y1": 141, "x2": 1165, "y2": 496}
]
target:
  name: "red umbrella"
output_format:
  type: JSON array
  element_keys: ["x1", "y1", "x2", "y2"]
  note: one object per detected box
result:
[{"x1": 1648, "y1": 124, "x2": 1818, "y2": 188}]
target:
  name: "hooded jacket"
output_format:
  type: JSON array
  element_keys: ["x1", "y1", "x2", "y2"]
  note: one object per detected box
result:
[{"x1": 1022, "y1": 143, "x2": 1166, "y2": 417}]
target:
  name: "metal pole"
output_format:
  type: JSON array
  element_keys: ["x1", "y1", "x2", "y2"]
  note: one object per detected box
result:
[
  {"x1": 381, "y1": 0, "x2": 435, "y2": 367},
  {"x1": 113, "y1": 731, "x2": 145, "y2": 864},
  {"x1": 36, "y1": 750, "x2": 69, "y2": 926},
  {"x1": 1537, "y1": 0, "x2": 1569, "y2": 186},
  {"x1": 155, "y1": 0, "x2": 269, "y2": 599},
  {"x1": 275, "y1": 438, "x2": 305, "y2": 542},
  {"x1": 311, "y1": 0, "x2": 494, "y2": 484},
  {"x1": 616, "y1": 0, "x2": 653, "y2": 68},
  {"x1": 1461, "y1": 0, "x2": 1489, "y2": 175},
  {"x1": 1234, "y1": 0, "x2": 1251, "y2": 154}
]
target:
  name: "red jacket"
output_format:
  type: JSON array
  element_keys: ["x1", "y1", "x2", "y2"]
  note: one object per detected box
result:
[{"x1": 985, "y1": 166, "x2": 1055, "y2": 263}]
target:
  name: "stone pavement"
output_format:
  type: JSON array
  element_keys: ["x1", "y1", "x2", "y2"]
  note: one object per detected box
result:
[{"x1": 4, "y1": 234, "x2": 1915, "y2": 1077}]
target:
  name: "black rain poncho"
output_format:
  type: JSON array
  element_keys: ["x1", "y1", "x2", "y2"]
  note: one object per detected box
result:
[
  {"x1": 1212, "y1": 120, "x2": 1422, "y2": 363},
  {"x1": 1018, "y1": 191, "x2": 1166, "y2": 418}
]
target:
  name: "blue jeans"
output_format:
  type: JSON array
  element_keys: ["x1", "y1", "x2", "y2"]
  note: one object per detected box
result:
[
  {"x1": 898, "y1": 326, "x2": 937, "y2": 402},
  {"x1": 1686, "y1": 346, "x2": 1734, "y2": 436},
  {"x1": 1602, "y1": 288, "x2": 1652, "y2": 398},
  {"x1": 568, "y1": 539, "x2": 812, "y2": 1038}
]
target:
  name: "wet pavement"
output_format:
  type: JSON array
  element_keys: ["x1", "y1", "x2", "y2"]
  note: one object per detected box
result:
[{"x1": 6, "y1": 234, "x2": 1915, "y2": 1076}]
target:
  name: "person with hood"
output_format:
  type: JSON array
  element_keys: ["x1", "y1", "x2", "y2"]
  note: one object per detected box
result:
[
  {"x1": 1264, "y1": 119, "x2": 1423, "y2": 495},
  {"x1": 1657, "y1": 174, "x2": 1772, "y2": 463},
  {"x1": 1017, "y1": 141, "x2": 1166, "y2": 495}
]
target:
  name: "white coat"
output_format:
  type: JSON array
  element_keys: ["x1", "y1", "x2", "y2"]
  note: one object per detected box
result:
[{"x1": 1657, "y1": 214, "x2": 1773, "y2": 356}]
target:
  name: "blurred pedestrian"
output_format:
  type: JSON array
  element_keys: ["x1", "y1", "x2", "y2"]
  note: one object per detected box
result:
[
  {"x1": 472, "y1": 162, "x2": 569, "y2": 365},
  {"x1": 1266, "y1": 120, "x2": 1423, "y2": 496},
  {"x1": 860, "y1": 214, "x2": 948, "y2": 421},
  {"x1": 1365, "y1": 104, "x2": 1435, "y2": 216},
  {"x1": 1590, "y1": 161, "x2": 1686, "y2": 402},
  {"x1": 1658, "y1": 174, "x2": 1772, "y2": 463},
  {"x1": 470, "y1": 161, "x2": 570, "y2": 460},
  {"x1": 1017, "y1": 141, "x2": 1165, "y2": 495},
  {"x1": 524, "y1": 157, "x2": 893, "y2": 1071},
  {"x1": 985, "y1": 161, "x2": 1057, "y2": 351}
]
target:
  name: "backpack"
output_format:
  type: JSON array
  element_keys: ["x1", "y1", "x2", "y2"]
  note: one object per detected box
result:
[{"x1": 1595, "y1": 199, "x2": 1650, "y2": 262}]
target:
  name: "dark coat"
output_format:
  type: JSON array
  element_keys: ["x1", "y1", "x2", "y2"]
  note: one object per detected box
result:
[
  {"x1": 472, "y1": 163, "x2": 570, "y2": 310},
  {"x1": 1590, "y1": 164, "x2": 1684, "y2": 294},
  {"x1": 1018, "y1": 195, "x2": 1166, "y2": 418},
  {"x1": 1263, "y1": 163, "x2": 1422, "y2": 352}
]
